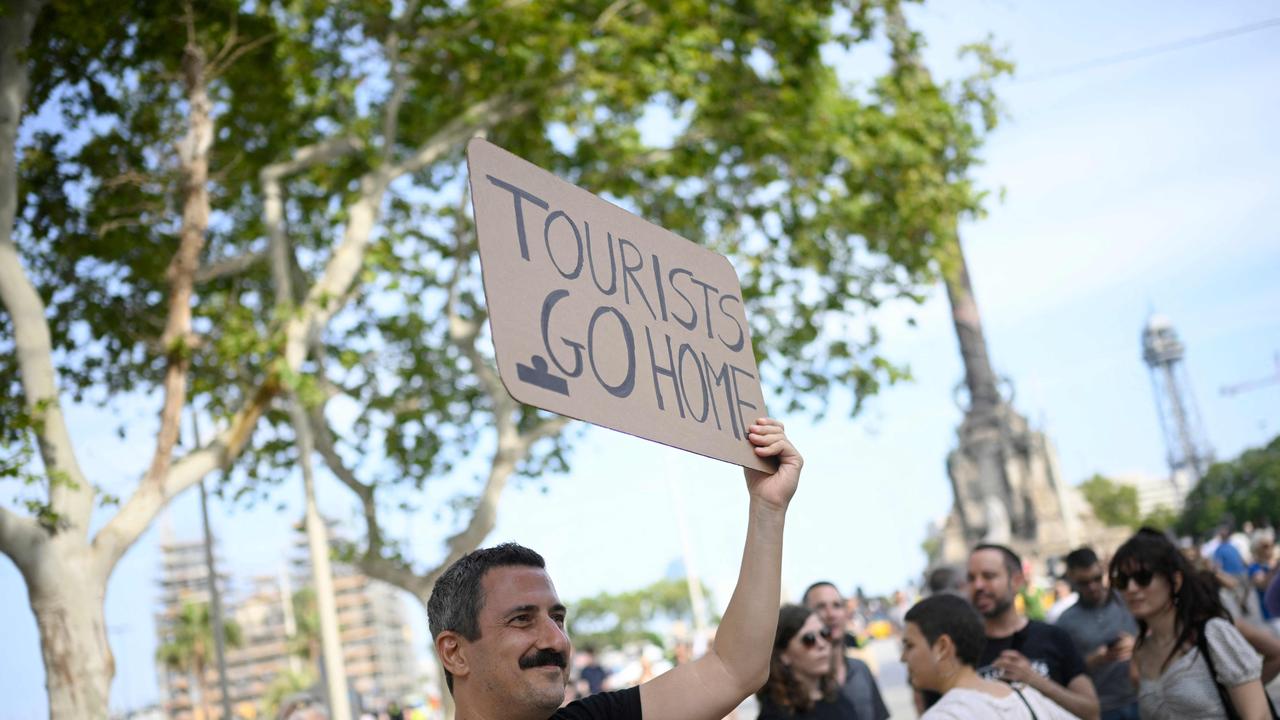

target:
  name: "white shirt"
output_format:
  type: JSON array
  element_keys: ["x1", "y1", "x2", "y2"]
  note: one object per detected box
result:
[{"x1": 922, "y1": 686, "x2": 1081, "y2": 720}]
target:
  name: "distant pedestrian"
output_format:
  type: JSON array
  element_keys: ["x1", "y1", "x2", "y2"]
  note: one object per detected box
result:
[
  {"x1": 578, "y1": 646, "x2": 609, "y2": 695},
  {"x1": 1248, "y1": 533, "x2": 1277, "y2": 627},
  {"x1": 1044, "y1": 577, "x2": 1077, "y2": 625},
  {"x1": 1055, "y1": 547, "x2": 1139, "y2": 720},
  {"x1": 925, "y1": 564, "x2": 967, "y2": 598}
]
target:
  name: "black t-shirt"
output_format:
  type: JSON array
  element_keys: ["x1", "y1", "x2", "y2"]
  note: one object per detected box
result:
[
  {"x1": 553, "y1": 686, "x2": 642, "y2": 719},
  {"x1": 977, "y1": 620, "x2": 1087, "y2": 688},
  {"x1": 757, "y1": 694, "x2": 857, "y2": 719}
]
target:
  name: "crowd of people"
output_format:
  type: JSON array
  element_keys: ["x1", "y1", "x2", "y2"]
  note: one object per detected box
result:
[
  {"x1": 751, "y1": 523, "x2": 1280, "y2": 720},
  {"x1": 410, "y1": 422, "x2": 1280, "y2": 720},
  {"x1": 894, "y1": 527, "x2": 1280, "y2": 720}
]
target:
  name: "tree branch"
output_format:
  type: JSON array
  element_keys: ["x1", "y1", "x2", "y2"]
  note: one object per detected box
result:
[
  {"x1": 206, "y1": 31, "x2": 274, "y2": 81},
  {"x1": 429, "y1": 412, "x2": 570, "y2": 591},
  {"x1": 0, "y1": 0, "x2": 91, "y2": 537},
  {"x1": 305, "y1": 405, "x2": 380, "y2": 553},
  {"x1": 141, "y1": 27, "x2": 212, "y2": 492},
  {"x1": 260, "y1": 136, "x2": 365, "y2": 327},
  {"x1": 379, "y1": 0, "x2": 422, "y2": 163},
  {"x1": 0, "y1": 505, "x2": 43, "y2": 577},
  {"x1": 195, "y1": 250, "x2": 266, "y2": 284},
  {"x1": 91, "y1": 380, "x2": 278, "y2": 578},
  {"x1": 386, "y1": 93, "x2": 531, "y2": 180},
  {"x1": 353, "y1": 547, "x2": 433, "y2": 601},
  {"x1": 260, "y1": 136, "x2": 364, "y2": 184},
  {"x1": 305, "y1": 406, "x2": 434, "y2": 596}
]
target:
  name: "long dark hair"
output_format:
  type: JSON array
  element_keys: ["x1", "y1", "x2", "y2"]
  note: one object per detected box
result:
[
  {"x1": 756, "y1": 605, "x2": 836, "y2": 714},
  {"x1": 1110, "y1": 528, "x2": 1229, "y2": 672}
]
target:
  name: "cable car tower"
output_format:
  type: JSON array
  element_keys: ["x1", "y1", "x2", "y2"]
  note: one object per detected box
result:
[{"x1": 1142, "y1": 314, "x2": 1214, "y2": 492}]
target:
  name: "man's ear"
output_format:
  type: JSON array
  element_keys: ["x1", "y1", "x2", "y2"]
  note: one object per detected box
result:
[
  {"x1": 437, "y1": 632, "x2": 469, "y2": 683},
  {"x1": 933, "y1": 633, "x2": 956, "y2": 663},
  {"x1": 1012, "y1": 572, "x2": 1027, "y2": 593}
]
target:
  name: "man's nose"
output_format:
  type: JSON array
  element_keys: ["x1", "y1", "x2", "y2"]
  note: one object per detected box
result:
[{"x1": 538, "y1": 616, "x2": 571, "y2": 651}]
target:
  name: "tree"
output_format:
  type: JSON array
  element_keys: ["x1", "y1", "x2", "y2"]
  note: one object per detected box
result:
[
  {"x1": 1140, "y1": 505, "x2": 1180, "y2": 532},
  {"x1": 4, "y1": 1, "x2": 1006, "y2": 715},
  {"x1": 261, "y1": 669, "x2": 316, "y2": 720},
  {"x1": 567, "y1": 577, "x2": 719, "y2": 651},
  {"x1": 155, "y1": 600, "x2": 243, "y2": 720},
  {"x1": 1180, "y1": 435, "x2": 1280, "y2": 538},
  {"x1": 3, "y1": 0, "x2": 283, "y2": 715},
  {"x1": 1079, "y1": 474, "x2": 1142, "y2": 529}
]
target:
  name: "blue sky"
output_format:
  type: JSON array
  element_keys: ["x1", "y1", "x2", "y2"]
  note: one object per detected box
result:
[{"x1": 3, "y1": 1, "x2": 1279, "y2": 716}]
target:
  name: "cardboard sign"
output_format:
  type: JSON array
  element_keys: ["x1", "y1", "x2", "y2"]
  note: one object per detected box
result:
[{"x1": 466, "y1": 138, "x2": 772, "y2": 471}]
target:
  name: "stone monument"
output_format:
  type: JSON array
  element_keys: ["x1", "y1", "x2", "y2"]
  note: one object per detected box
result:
[{"x1": 934, "y1": 243, "x2": 1089, "y2": 568}]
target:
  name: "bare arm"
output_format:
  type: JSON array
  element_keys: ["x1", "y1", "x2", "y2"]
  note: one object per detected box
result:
[
  {"x1": 995, "y1": 651, "x2": 1100, "y2": 720},
  {"x1": 639, "y1": 418, "x2": 801, "y2": 720},
  {"x1": 1023, "y1": 671, "x2": 1100, "y2": 720},
  {"x1": 1225, "y1": 679, "x2": 1271, "y2": 720},
  {"x1": 1235, "y1": 618, "x2": 1280, "y2": 685}
]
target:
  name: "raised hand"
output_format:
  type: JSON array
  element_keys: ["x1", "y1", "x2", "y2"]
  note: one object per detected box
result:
[{"x1": 743, "y1": 417, "x2": 802, "y2": 511}]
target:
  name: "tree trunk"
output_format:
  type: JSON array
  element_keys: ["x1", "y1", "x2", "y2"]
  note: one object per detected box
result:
[
  {"x1": 196, "y1": 658, "x2": 212, "y2": 720},
  {"x1": 25, "y1": 544, "x2": 113, "y2": 720}
]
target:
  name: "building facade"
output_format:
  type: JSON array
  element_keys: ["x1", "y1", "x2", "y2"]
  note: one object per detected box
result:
[{"x1": 155, "y1": 525, "x2": 419, "y2": 718}]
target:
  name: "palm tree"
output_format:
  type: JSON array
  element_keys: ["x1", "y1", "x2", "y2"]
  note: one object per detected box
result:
[
  {"x1": 156, "y1": 600, "x2": 242, "y2": 720},
  {"x1": 289, "y1": 587, "x2": 321, "y2": 668}
]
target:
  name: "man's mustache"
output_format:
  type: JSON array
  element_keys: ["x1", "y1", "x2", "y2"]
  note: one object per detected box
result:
[{"x1": 519, "y1": 649, "x2": 568, "y2": 670}]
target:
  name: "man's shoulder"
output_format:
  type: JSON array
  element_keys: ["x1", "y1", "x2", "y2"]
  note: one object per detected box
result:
[
  {"x1": 1054, "y1": 603, "x2": 1086, "y2": 626},
  {"x1": 1025, "y1": 620, "x2": 1080, "y2": 652},
  {"x1": 553, "y1": 687, "x2": 642, "y2": 720},
  {"x1": 845, "y1": 655, "x2": 872, "y2": 675},
  {"x1": 1027, "y1": 618, "x2": 1070, "y2": 637}
]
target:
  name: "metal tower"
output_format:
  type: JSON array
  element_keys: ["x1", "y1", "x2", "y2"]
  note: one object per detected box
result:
[{"x1": 1142, "y1": 314, "x2": 1213, "y2": 487}]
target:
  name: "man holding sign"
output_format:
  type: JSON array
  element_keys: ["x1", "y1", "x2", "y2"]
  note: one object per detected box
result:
[{"x1": 428, "y1": 417, "x2": 802, "y2": 720}]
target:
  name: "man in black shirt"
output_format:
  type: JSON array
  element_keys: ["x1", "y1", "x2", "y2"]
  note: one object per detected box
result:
[
  {"x1": 428, "y1": 418, "x2": 803, "y2": 720},
  {"x1": 968, "y1": 543, "x2": 1100, "y2": 720}
]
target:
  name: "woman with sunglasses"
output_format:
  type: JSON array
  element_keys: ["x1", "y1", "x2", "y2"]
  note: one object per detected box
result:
[
  {"x1": 756, "y1": 605, "x2": 857, "y2": 719},
  {"x1": 1110, "y1": 528, "x2": 1273, "y2": 719}
]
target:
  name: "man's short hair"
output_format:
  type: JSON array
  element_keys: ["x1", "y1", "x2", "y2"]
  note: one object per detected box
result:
[
  {"x1": 801, "y1": 581, "x2": 840, "y2": 605},
  {"x1": 904, "y1": 594, "x2": 986, "y2": 667},
  {"x1": 1064, "y1": 547, "x2": 1099, "y2": 571},
  {"x1": 971, "y1": 543, "x2": 1023, "y2": 579},
  {"x1": 926, "y1": 564, "x2": 965, "y2": 596},
  {"x1": 428, "y1": 542, "x2": 546, "y2": 641}
]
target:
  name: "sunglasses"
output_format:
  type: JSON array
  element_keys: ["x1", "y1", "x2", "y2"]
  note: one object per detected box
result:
[
  {"x1": 1110, "y1": 569, "x2": 1155, "y2": 591},
  {"x1": 800, "y1": 627, "x2": 834, "y2": 648}
]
